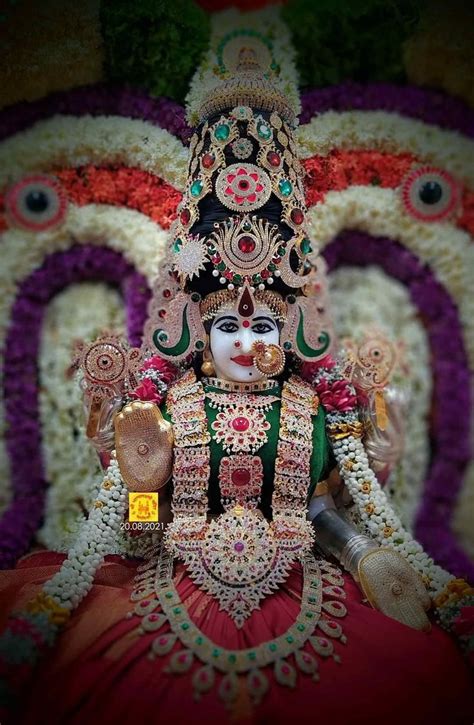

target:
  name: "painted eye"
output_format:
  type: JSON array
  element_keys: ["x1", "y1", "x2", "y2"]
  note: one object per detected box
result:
[
  {"x1": 217, "y1": 322, "x2": 239, "y2": 333},
  {"x1": 401, "y1": 166, "x2": 461, "y2": 222},
  {"x1": 5, "y1": 175, "x2": 68, "y2": 231},
  {"x1": 252, "y1": 323, "x2": 273, "y2": 334}
]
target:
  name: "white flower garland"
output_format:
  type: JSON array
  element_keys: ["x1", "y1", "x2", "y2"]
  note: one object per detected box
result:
[
  {"x1": 186, "y1": 7, "x2": 301, "y2": 126},
  {"x1": 329, "y1": 266, "x2": 432, "y2": 528},
  {"x1": 308, "y1": 186, "x2": 474, "y2": 363},
  {"x1": 37, "y1": 283, "x2": 126, "y2": 552},
  {"x1": 330, "y1": 433, "x2": 451, "y2": 596},
  {"x1": 0, "y1": 115, "x2": 187, "y2": 190},
  {"x1": 297, "y1": 110, "x2": 474, "y2": 185},
  {"x1": 42, "y1": 455, "x2": 127, "y2": 610}
]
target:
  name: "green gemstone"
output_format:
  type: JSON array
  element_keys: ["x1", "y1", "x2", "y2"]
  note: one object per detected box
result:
[
  {"x1": 196, "y1": 636, "x2": 204, "y2": 645},
  {"x1": 242, "y1": 221, "x2": 252, "y2": 232},
  {"x1": 195, "y1": 339, "x2": 205, "y2": 350},
  {"x1": 253, "y1": 274, "x2": 261, "y2": 283},
  {"x1": 165, "y1": 592, "x2": 173, "y2": 599},
  {"x1": 173, "y1": 607, "x2": 181, "y2": 615},
  {"x1": 283, "y1": 341, "x2": 292, "y2": 351},
  {"x1": 212, "y1": 648, "x2": 221, "y2": 658},
  {"x1": 297, "y1": 624, "x2": 305, "y2": 632},
  {"x1": 173, "y1": 238, "x2": 183, "y2": 253},
  {"x1": 158, "y1": 332, "x2": 168, "y2": 343},
  {"x1": 305, "y1": 612, "x2": 314, "y2": 619},
  {"x1": 287, "y1": 295, "x2": 296, "y2": 304},
  {"x1": 228, "y1": 654, "x2": 237, "y2": 663},
  {"x1": 190, "y1": 179, "x2": 203, "y2": 197},
  {"x1": 286, "y1": 635, "x2": 294, "y2": 644},
  {"x1": 181, "y1": 622, "x2": 190, "y2": 630},
  {"x1": 258, "y1": 123, "x2": 272, "y2": 140},
  {"x1": 268, "y1": 263, "x2": 276, "y2": 271},
  {"x1": 217, "y1": 261, "x2": 226, "y2": 271},
  {"x1": 277, "y1": 246, "x2": 286, "y2": 257},
  {"x1": 308, "y1": 596, "x2": 316, "y2": 603},
  {"x1": 278, "y1": 179, "x2": 293, "y2": 197},
  {"x1": 269, "y1": 643, "x2": 277, "y2": 652},
  {"x1": 300, "y1": 238, "x2": 312, "y2": 255},
  {"x1": 248, "y1": 651, "x2": 256, "y2": 660},
  {"x1": 215, "y1": 124, "x2": 230, "y2": 141},
  {"x1": 233, "y1": 274, "x2": 242, "y2": 284}
]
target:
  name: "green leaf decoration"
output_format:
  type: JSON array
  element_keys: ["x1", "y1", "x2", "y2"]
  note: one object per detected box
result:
[{"x1": 100, "y1": 0, "x2": 210, "y2": 102}]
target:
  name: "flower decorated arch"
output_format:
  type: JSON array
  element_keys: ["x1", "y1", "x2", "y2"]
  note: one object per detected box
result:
[{"x1": 0, "y1": 83, "x2": 472, "y2": 580}]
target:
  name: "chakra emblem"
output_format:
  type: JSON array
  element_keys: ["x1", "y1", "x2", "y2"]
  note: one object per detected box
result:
[
  {"x1": 219, "y1": 455, "x2": 264, "y2": 509},
  {"x1": 211, "y1": 403, "x2": 271, "y2": 454},
  {"x1": 215, "y1": 163, "x2": 271, "y2": 212},
  {"x1": 73, "y1": 334, "x2": 142, "y2": 400}
]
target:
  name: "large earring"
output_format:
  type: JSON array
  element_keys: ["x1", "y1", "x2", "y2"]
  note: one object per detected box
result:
[
  {"x1": 200, "y1": 346, "x2": 215, "y2": 377},
  {"x1": 251, "y1": 341, "x2": 285, "y2": 377}
]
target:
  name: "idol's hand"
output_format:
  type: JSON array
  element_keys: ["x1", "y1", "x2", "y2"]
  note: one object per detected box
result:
[
  {"x1": 114, "y1": 401, "x2": 174, "y2": 492},
  {"x1": 358, "y1": 547, "x2": 431, "y2": 631}
]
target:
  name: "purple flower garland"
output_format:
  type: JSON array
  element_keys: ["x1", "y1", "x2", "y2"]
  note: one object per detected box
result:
[
  {"x1": 323, "y1": 232, "x2": 473, "y2": 582},
  {"x1": 301, "y1": 82, "x2": 474, "y2": 138},
  {"x1": 0, "y1": 84, "x2": 190, "y2": 144},
  {"x1": 0, "y1": 245, "x2": 150, "y2": 568}
]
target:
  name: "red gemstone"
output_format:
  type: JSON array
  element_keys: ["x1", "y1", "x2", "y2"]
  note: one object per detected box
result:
[
  {"x1": 159, "y1": 309, "x2": 166, "y2": 318},
  {"x1": 232, "y1": 417, "x2": 249, "y2": 431},
  {"x1": 238, "y1": 236, "x2": 256, "y2": 253},
  {"x1": 149, "y1": 614, "x2": 158, "y2": 621},
  {"x1": 290, "y1": 208, "x2": 304, "y2": 225},
  {"x1": 267, "y1": 151, "x2": 281, "y2": 167},
  {"x1": 238, "y1": 179, "x2": 250, "y2": 190},
  {"x1": 180, "y1": 208, "x2": 191, "y2": 225},
  {"x1": 202, "y1": 153, "x2": 215, "y2": 169},
  {"x1": 211, "y1": 254, "x2": 221, "y2": 264},
  {"x1": 163, "y1": 289, "x2": 171, "y2": 298},
  {"x1": 224, "y1": 270, "x2": 233, "y2": 279},
  {"x1": 231, "y1": 468, "x2": 251, "y2": 486},
  {"x1": 261, "y1": 269, "x2": 270, "y2": 279}
]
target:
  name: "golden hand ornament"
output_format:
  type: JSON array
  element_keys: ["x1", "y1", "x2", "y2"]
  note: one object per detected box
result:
[
  {"x1": 114, "y1": 401, "x2": 174, "y2": 492},
  {"x1": 358, "y1": 548, "x2": 431, "y2": 631}
]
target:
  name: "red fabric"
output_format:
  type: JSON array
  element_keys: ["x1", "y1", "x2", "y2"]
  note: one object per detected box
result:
[{"x1": 1, "y1": 550, "x2": 472, "y2": 725}]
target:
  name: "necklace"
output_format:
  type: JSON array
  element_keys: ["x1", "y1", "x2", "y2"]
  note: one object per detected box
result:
[
  {"x1": 129, "y1": 543, "x2": 348, "y2": 707},
  {"x1": 203, "y1": 376, "x2": 279, "y2": 393},
  {"x1": 165, "y1": 371, "x2": 319, "y2": 627},
  {"x1": 207, "y1": 390, "x2": 279, "y2": 455}
]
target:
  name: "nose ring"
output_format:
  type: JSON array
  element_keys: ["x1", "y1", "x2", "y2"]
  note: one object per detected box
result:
[{"x1": 234, "y1": 341, "x2": 241, "y2": 348}]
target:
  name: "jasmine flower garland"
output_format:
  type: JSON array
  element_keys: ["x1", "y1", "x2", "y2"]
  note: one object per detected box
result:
[{"x1": 0, "y1": 456, "x2": 127, "y2": 704}]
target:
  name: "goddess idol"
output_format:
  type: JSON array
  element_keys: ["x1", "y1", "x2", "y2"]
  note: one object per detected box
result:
[{"x1": 0, "y1": 28, "x2": 472, "y2": 725}]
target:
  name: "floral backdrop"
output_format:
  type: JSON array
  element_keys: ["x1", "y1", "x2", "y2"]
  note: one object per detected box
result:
[{"x1": 0, "y1": 1, "x2": 472, "y2": 580}]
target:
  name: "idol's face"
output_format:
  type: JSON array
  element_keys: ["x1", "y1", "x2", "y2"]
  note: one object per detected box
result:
[{"x1": 209, "y1": 303, "x2": 280, "y2": 382}]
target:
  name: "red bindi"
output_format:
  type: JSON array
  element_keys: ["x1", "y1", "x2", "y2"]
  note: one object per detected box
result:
[{"x1": 242, "y1": 320, "x2": 250, "y2": 328}]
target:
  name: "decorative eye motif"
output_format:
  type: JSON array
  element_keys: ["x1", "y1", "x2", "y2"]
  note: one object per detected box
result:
[
  {"x1": 401, "y1": 166, "x2": 461, "y2": 222},
  {"x1": 5, "y1": 175, "x2": 68, "y2": 231}
]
